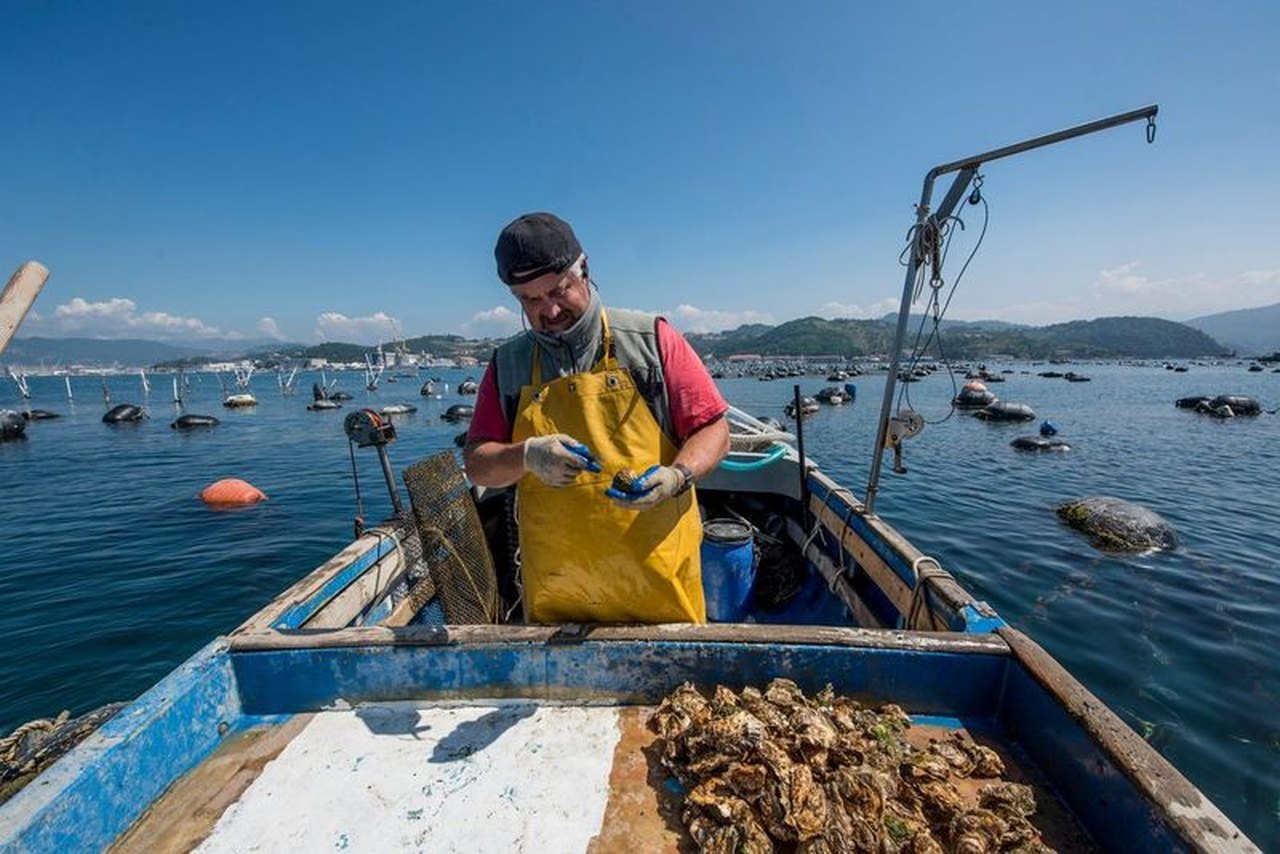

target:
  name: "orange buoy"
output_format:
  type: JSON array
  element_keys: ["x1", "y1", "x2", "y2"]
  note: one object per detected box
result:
[{"x1": 199, "y1": 478, "x2": 267, "y2": 507}]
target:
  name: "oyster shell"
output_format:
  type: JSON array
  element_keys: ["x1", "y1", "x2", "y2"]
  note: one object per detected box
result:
[
  {"x1": 916, "y1": 779, "x2": 966, "y2": 824},
  {"x1": 739, "y1": 686, "x2": 790, "y2": 730},
  {"x1": 948, "y1": 807, "x2": 1009, "y2": 854},
  {"x1": 971, "y1": 744, "x2": 1005, "y2": 778},
  {"x1": 790, "y1": 705, "x2": 838, "y2": 763},
  {"x1": 784, "y1": 763, "x2": 829, "y2": 840},
  {"x1": 611, "y1": 467, "x2": 641, "y2": 493},
  {"x1": 978, "y1": 781, "x2": 1036, "y2": 818},
  {"x1": 763, "y1": 677, "x2": 807, "y2": 708},
  {"x1": 930, "y1": 735, "x2": 978, "y2": 777}
]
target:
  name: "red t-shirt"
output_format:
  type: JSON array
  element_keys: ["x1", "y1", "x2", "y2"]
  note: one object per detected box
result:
[{"x1": 467, "y1": 319, "x2": 727, "y2": 444}]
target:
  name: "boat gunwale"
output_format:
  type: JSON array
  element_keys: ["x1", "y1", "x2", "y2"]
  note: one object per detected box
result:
[
  {"x1": 226, "y1": 621, "x2": 1014, "y2": 654},
  {"x1": 805, "y1": 467, "x2": 1000, "y2": 633},
  {"x1": 232, "y1": 519, "x2": 415, "y2": 635}
]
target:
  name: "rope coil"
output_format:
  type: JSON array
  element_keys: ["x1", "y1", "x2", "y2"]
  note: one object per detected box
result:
[
  {"x1": 905, "y1": 555, "x2": 954, "y2": 631},
  {"x1": 0, "y1": 712, "x2": 69, "y2": 761}
]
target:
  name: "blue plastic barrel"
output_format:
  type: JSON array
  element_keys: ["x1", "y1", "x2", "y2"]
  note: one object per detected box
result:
[
  {"x1": 700, "y1": 519, "x2": 757, "y2": 621},
  {"x1": 843, "y1": 383, "x2": 857, "y2": 402}
]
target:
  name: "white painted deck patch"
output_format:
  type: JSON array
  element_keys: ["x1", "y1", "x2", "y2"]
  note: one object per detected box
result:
[{"x1": 197, "y1": 702, "x2": 622, "y2": 853}]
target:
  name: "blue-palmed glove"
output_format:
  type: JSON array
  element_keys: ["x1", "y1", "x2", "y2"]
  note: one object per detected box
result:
[
  {"x1": 522, "y1": 434, "x2": 601, "y2": 486},
  {"x1": 606, "y1": 464, "x2": 690, "y2": 509}
]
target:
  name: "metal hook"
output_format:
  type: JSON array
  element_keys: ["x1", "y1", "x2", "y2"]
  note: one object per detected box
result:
[
  {"x1": 968, "y1": 173, "x2": 984, "y2": 205},
  {"x1": 1146, "y1": 116, "x2": 1157, "y2": 144}
]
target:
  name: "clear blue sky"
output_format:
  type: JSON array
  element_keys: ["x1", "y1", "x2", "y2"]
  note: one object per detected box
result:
[{"x1": 4, "y1": 1, "x2": 1277, "y2": 344}]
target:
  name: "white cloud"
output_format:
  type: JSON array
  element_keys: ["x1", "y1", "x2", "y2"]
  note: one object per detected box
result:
[
  {"x1": 22, "y1": 296, "x2": 224, "y2": 339},
  {"x1": 461, "y1": 305, "x2": 522, "y2": 338},
  {"x1": 966, "y1": 263, "x2": 1280, "y2": 324},
  {"x1": 1096, "y1": 261, "x2": 1163, "y2": 295},
  {"x1": 666, "y1": 304, "x2": 775, "y2": 334},
  {"x1": 1089, "y1": 263, "x2": 1278, "y2": 318},
  {"x1": 819, "y1": 298, "x2": 900, "y2": 320},
  {"x1": 314, "y1": 311, "x2": 398, "y2": 344},
  {"x1": 1239, "y1": 268, "x2": 1280, "y2": 288},
  {"x1": 257, "y1": 317, "x2": 284, "y2": 340}
]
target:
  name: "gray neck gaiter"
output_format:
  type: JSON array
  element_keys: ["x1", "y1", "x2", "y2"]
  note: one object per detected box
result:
[{"x1": 526, "y1": 287, "x2": 604, "y2": 378}]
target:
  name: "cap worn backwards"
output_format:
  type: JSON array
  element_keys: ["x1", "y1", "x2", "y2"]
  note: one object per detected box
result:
[{"x1": 495, "y1": 212, "x2": 583, "y2": 286}]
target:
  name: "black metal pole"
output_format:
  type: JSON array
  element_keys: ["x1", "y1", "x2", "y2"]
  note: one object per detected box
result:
[
  {"x1": 927, "y1": 105, "x2": 1158, "y2": 180},
  {"x1": 793, "y1": 384, "x2": 810, "y2": 525},
  {"x1": 376, "y1": 445, "x2": 405, "y2": 515}
]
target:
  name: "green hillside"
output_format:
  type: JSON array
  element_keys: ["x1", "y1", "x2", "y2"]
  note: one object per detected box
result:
[
  {"x1": 685, "y1": 316, "x2": 920, "y2": 357},
  {"x1": 279, "y1": 342, "x2": 369, "y2": 362},
  {"x1": 687, "y1": 315, "x2": 1224, "y2": 360},
  {"x1": 400, "y1": 333, "x2": 490, "y2": 356},
  {"x1": 1030, "y1": 316, "x2": 1222, "y2": 359}
]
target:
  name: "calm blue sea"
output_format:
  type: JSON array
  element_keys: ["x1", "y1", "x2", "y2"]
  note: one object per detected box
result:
[{"x1": 1, "y1": 363, "x2": 1277, "y2": 846}]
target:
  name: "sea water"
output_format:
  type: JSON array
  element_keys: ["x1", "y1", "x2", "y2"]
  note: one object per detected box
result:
[{"x1": 0, "y1": 363, "x2": 1276, "y2": 847}]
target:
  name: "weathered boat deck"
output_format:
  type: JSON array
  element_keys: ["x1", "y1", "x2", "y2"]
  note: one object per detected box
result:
[{"x1": 112, "y1": 701, "x2": 1094, "y2": 853}]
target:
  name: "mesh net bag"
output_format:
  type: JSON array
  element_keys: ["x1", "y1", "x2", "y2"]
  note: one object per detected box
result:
[{"x1": 402, "y1": 451, "x2": 501, "y2": 624}]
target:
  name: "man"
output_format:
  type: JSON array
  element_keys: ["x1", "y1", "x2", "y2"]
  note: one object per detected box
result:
[{"x1": 464, "y1": 212, "x2": 730, "y2": 624}]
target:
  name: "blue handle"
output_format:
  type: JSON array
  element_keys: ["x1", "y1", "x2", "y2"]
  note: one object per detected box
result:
[
  {"x1": 718, "y1": 444, "x2": 787, "y2": 471},
  {"x1": 561, "y1": 439, "x2": 602, "y2": 472}
]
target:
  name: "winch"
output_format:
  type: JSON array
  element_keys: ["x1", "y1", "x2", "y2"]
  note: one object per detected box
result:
[{"x1": 344, "y1": 408, "x2": 405, "y2": 532}]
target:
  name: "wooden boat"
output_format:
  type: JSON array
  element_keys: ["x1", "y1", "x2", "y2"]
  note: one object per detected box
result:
[
  {"x1": 0, "y1": 108, "x2": 1258, "y2": 851},
  {"x1": 0, "y1": 405, "x2": 1255, "y2": 851}
]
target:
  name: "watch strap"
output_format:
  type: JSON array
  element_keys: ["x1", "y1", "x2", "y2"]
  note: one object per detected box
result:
[{"x1": 673, "y1": 462, "x2": 694, "y2": 495}]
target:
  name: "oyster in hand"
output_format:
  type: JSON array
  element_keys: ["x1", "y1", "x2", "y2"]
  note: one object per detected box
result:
[{"x1": 611, "y1": 468, "x2": 642, "y2": 493}]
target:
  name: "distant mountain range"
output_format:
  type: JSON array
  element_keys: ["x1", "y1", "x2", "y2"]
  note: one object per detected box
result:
[
  {"x1": 1184, "y1": 302, "x2": 1280, "y2": 355},
  {"x1": 4, "y1": 309, "x2": 1259, "y2": 367},
  {"x1": 4, "y1": 336, "x2": 299, "y2": 367},
  {"x1": 684, "y1": 315, "x2": 1225, "y2": 360}
]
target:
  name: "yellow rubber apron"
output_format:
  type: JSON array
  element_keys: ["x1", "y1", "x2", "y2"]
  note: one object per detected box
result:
[{"x1": 512, "y1": 311, "x2": 706, "y2": 623}]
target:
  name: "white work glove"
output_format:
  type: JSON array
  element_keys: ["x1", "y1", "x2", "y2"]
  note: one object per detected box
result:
[
  {"x1": 606, "y1": 464, "x2": 687, "y2": 509},
  {"x1": 522, "y1": 434, "x2": 601, "y2": 487}
]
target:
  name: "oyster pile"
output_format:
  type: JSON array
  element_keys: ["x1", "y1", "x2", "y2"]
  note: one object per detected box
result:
[{"x1": 651, "y1": 680, "x2": 1055, "y2": 853}]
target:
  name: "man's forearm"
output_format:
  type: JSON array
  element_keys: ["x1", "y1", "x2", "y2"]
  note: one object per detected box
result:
[
  {"x1": 463, "y1": 439, "x2": 527, "y2": 487},
  {"x1": 674, "y1": 415, "x2": 730, "y2": 480}
]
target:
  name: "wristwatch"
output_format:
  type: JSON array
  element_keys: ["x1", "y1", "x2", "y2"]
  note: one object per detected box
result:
[{"x1": 673, "y1": 462, "x2": 694, "y2": 495}]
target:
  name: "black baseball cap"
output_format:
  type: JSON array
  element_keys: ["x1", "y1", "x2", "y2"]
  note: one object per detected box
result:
[{"x1": 494, "y1": 212, "x2": 583, "y2": 286}]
